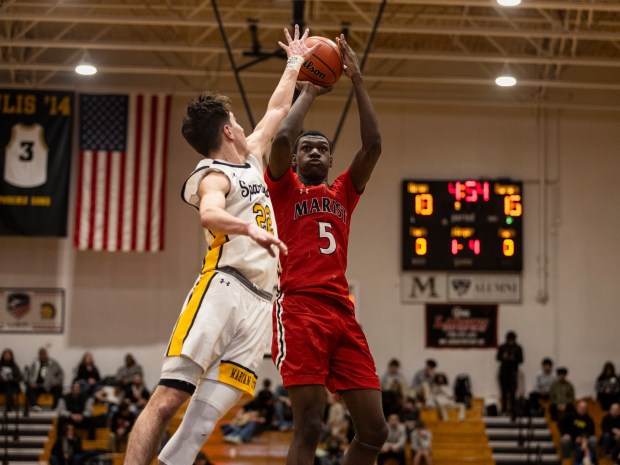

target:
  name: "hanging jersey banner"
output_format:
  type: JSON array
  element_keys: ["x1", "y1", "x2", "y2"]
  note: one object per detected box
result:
[{"x1": 0, "y1": 89, "x2": 73, "y2": 236}]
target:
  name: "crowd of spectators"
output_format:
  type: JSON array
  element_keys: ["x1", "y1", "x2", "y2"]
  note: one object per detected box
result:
[
  {"x1": 1, "y1": 343, "x2": 618, "y2": 465},
  {"x1": 0, "y1": 346, "x2": 149, "y2": 459}
]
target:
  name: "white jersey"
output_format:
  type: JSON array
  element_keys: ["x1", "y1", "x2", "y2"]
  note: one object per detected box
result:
[
  {"x1": 4, "y1": 123, "x2": 48, "y2": 188},
  {"x1": 181, "y1": 155, "x2": 279, "y2": 294}
]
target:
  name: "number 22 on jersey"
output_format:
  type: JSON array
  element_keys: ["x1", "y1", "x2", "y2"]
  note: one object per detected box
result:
[{"x1": 253, "y1": 204, "x2": 274, "y2": 234}]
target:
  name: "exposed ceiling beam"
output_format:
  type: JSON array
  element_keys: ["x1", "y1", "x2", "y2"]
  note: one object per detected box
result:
[
  {"x1": 5, "y1": 0, "x2": 620, "y2": 13},
  {"x1": 3, "y1": 63, "x2": 619, "y2": 91},
  {"x1": 3, "y1": 39, "x2": 618, "y2": 68},
  {"x1": 2, "y1": 13, "x2": 620, "y2": 41}
]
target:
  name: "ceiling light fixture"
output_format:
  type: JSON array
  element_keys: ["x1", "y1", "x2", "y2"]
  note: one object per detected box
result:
[
  {"x1": 497, "y1": 0, "x2": 521, "y2": 6},
  {"x1": 495, "y1": 64, "x2": 517, "y2": 87},
  {"x1": 75, "y1": 52, "x2": 97, "y2": 76}
]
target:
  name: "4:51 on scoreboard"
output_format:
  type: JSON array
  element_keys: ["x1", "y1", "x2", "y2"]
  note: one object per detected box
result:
[{"x1": 402, "y1": 179, "x2": 523, "y2": 271}]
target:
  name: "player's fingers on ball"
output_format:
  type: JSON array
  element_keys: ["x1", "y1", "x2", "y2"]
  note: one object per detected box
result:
[
  {"x1": 301, "y1": 28, "x2": 310, "y2": 41},
  {"x1": 309, "y1": 43, "x2": 321, "y2": 54}
]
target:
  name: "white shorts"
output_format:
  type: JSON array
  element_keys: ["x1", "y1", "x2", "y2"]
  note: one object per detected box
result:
[{"x1": 163, "y1": 269, "x2": 272, "y2": 396}]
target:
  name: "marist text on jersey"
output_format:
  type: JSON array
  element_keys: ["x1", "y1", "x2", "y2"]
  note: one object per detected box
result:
[{"x1": 293, "y1": 196, "x2": 348, "y2": 224}]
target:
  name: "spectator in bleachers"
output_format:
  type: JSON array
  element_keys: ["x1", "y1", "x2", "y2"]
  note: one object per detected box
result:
[
  {"x1": 57, "y1": 381, "x2": 96, "y2": 439},
  {"x1": 317, "y1": 435, "x2": 345, "y2": 465},
  {"x1": 560, "y1": 400, "x2": 598, "y2": 464},
  {"x1": 50, "y1": 423, "x2": 83, "y2": 465},
  {"x1": 529, "y1": 357, "x2": 554, "y2": 416},
  {"x1": 221, "y1": 403, "x2": 266, "y2": 444},
  {"x1": 496, "y1": 331, "x2": 523, "y2": 418},
  {"x1": 26, "y1": 347, "x2": 64, "y2": 409},
  {"x1": 410, "y1": 420, "x2": 433, "y2": 465},
  {"x1": 0, "y1": 348, "x2": 23, "y2": 412},
  {"x1": 427, "y1": 373, "x2": 466, "y2": 422},
  {"x1": 74, "y1": 352, "x2": 101, "y2": 398},
  {"x1": 411, "y1": 359, "x2": 437, "y2": 406},
  {"x1": 381, "y1": 358, "x2": 408, "y2": 415},
  {"x1": 377, "y1": 413, "x2": 406, "y2": 465},
  {"x1": 110, "y1": 398, "x2": 136, "y2": 452},
  {"x1": 254, "y1": 378, "x2": 275, "y2": 429},
  {"x1": 115, "y1": 353, "x2": 143, "y2": 388},
  {"x1": 602, "y1": 402, "x2": 620, "y2": 458},
  {"x1": 321, "y1": 391, "x2": 349, "y2": 443},
  {"x1": 274, "y1": 384, "x2": 293, "y2": 431},
  {"x1": 124, "y1": 372, "x2": 150, "y2": 415},
  {"x1": 596, "y1": 361, "x2": 619, "y2": 411},
  {"x1": 399, "y1": 397, "x2": 420, "y2": 437},
  {"x1": 549, "y1": 367, "x2": 575, "y2": 421}
]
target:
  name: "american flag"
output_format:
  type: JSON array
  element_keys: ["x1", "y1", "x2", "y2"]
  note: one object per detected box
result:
[{"x1": 74, "y1": 93, "x2": 171, "y2": 252}]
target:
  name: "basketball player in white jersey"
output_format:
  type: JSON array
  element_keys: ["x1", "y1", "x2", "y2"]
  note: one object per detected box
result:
[{"x1": 123, "y1": 25, "x2": 319, "y2": 465}]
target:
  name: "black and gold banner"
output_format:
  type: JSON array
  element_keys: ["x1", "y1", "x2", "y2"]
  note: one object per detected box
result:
[{"x1": 0, "y1": 90, "x2": 74, "y2": 236}]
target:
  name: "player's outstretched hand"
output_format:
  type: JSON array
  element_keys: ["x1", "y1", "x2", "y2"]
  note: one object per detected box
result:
[
  {"x1": 336, "y1": 34, "x2": 360, "y2": 79},
  {"x1": 295, "y1": 81, "x2": 334, "y2": 97},
  {"x1": 279, "y1": 24, "x2": 320, "y2": 61},
  {"x1": 247, "y1": 224, "x2": 288, "y2": 257}
]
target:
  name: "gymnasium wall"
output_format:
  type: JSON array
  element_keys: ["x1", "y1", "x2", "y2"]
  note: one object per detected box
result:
[{"x1": 1, "y1": 94, "x2": 618, "y2": 401}]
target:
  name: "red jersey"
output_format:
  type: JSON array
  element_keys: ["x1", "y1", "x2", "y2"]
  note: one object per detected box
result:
[{"x1": 265, "y1": 167, "x2": 360, "y2": 309}]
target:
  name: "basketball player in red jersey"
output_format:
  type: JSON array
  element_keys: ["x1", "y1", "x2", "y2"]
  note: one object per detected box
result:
[{"x1": 265, "y1": 35, "x2": 387, "y2": 465}]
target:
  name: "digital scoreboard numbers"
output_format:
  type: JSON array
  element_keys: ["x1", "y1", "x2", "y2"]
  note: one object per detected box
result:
[{"x1": 402, "y1": 179, "x2": 523, "y2": 271}]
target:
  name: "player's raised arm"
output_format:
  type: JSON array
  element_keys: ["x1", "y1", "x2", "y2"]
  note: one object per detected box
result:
[
  {"x1": 268, "y1": 82, "x2": 332, "y2": 180},
  {"x1": 198, "y1": 172, "x2": 287, "y2": 257},
  {"x1": 246, "y1": 25, "x2": 319, "y2": 165},
  {"x1": 338, "y1": 34, "x2": 382, "y2": 193}
]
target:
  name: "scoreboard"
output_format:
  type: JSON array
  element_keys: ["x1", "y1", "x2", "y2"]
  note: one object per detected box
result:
[{"x1": 402, "y1": 179, "x2": 523, "y2": 271}]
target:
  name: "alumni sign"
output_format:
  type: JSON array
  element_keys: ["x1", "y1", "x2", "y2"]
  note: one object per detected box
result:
[{"x1": 401, "y1": 273, "x2": 521, "y2": 303}]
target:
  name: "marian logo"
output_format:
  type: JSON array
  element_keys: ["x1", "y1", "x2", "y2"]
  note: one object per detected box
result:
[{"x1": 451, "y1": 279, "x2": 471, "y2": 296}]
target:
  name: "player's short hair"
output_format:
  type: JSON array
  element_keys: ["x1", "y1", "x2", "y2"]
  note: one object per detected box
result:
[
  {"x1": 556, "y1": 367, "x2": 568, "y2": 375},
  {"x1": 426, "y1": 359, "x2": 437, "y2": 368},
  {"x1": 182, "y1": 93, "x2": 232, "y2": 157},
  {"x1": 542, "y1": 357, "x2": 553, "y2": 366},
  {"x1": 294, "y1": 130, "x2": 332, "y2": 153}
]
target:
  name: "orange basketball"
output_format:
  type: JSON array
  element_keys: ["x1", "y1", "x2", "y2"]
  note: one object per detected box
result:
[{"x1": 298, "y1": 36, "x2": 343, "y2": 87}]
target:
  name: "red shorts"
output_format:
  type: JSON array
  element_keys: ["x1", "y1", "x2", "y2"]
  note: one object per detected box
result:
[{"x1": 272, "y1": 292, "x2": 380, "y2": 392}]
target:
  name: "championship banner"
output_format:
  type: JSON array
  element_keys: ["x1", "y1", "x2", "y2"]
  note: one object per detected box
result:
[
  {"x1": 0, "y1": 287, "x2": 64, "y2": 333},
  {"x1": 0, "y1": 90, "x2": 73, "y2": 236},
  {"x1": 425, "y1": 303, "x2": 497, "y2": 349}
]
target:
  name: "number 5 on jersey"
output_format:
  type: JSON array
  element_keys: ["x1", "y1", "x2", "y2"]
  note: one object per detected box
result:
[{"x1": 319, "y1": 222, "x2": 336, "y2": 255}]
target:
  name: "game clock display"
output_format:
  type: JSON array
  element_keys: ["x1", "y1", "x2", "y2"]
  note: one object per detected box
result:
[{"x1": 402, "y1": 179, "x2": 523, "y2": 271}]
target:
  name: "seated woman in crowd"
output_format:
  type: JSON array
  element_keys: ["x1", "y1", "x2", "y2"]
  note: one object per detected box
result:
[
  {"x1": 74, "y1": 351, "x2": 101, "y2": 397},
  {"x1": 0, "y1": 348, "x2": 23, "y2": 412},
  {"x1": 596, "y1": 361, "x2": 619, "y2": 411},
  {"x1": 50, "y1": 423, "x2": 83, "y2": 465},
  {"x1": 115, "y1": 353, "x2": 143, "y2": 388},
  {"x1": 411, "y1": 420, "x2": 433, "y2": 465}
]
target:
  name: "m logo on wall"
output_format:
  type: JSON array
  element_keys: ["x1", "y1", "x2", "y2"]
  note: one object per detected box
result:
[{"x1": 0, "y1": 90, "x2": 73, "y2": 236}]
